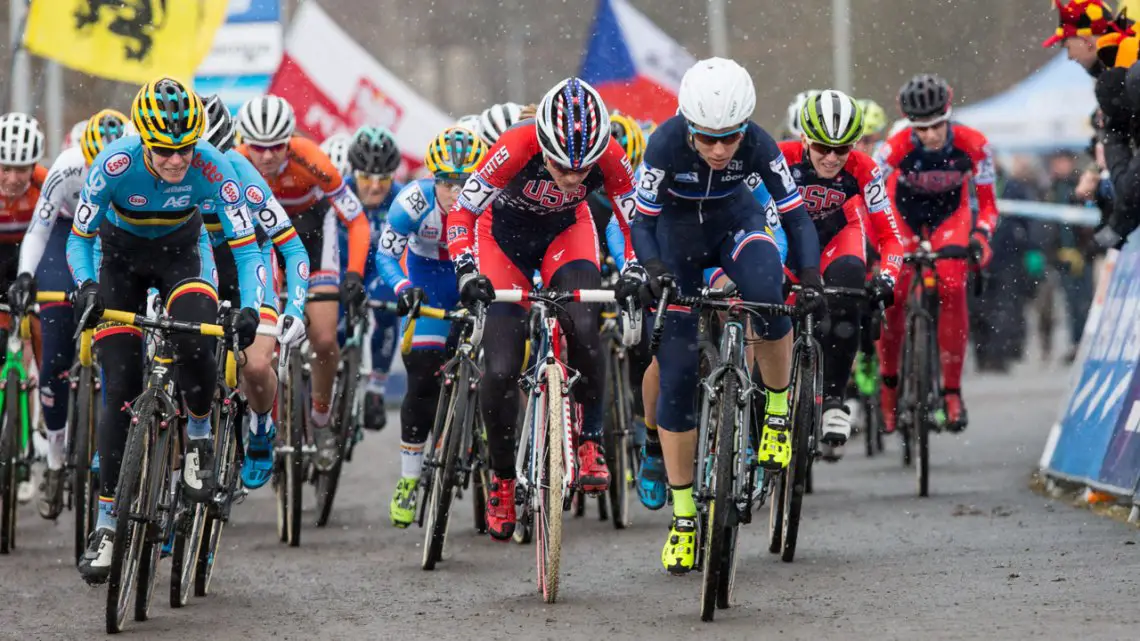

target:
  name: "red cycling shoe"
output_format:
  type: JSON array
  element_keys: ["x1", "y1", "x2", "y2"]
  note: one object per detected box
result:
[
  {"x1": 486, "y1": 474, "x2": 516, "y2": 541},
  {"x1": 577, "y1": 441, "x2": 610, "y2": 494}
]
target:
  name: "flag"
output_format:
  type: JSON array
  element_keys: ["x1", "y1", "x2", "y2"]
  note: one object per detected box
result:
[
  {"x1": 23, "y1": 0, "x2": 228, "y2": 85},
  {"x1": 267, "y1": 2, "x2": 451, "y2": 168},
  {"x1": 579, "y1": 0, "x2": 696, "y2": 124}
]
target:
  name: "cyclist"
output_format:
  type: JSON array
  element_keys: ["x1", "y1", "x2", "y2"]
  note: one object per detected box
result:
[
  {"x1": 378, "y1": 126, "x2": 487, "y2": 527},
  {"x1": 200, "y1": 94, "x2": 310, "y2": 490},
  {"x1": 447, "y1": 77, "x2": 643, "y2": 541},
  {"x1": 320, "y1": 133, "x2": 352, "y2": 179},
  {"x1": 476, "y1": 102, "x2": 523, "y2": 147},
  {"x1": 782, "y1": 90, "x2": 820, "y2": 141},
  {"x1": 12, "y1": 109, "x2": 128, "y2": 518},
  {"x1": 630, "y1": 58, "x2": 821, "y2": 575},
  {"x1": 339, "y1": 126, "x2": 404, "y2": 432},
  {"x1": 780, "y1": 89, "x2": 905, "y2": 459},
  {"x1": 0, "y1": 112, "x2": 46, "y2": 505},
  {"x1": 873, "y1": 74, "x2": 996, "y2": 433},
  {"x1": 69, "y1": 78, "x2": 264, "y2": 584},
  {"x1": 854, "y1": 98, "x2": 889, "y2": 155},
  {"x1": 236, "y1": 95, "x2": 369, "y2": 470}
]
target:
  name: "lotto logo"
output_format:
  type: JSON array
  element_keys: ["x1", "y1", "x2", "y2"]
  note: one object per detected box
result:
[
  {"x1": 127, "y1": 194, "x2": 148, "y2": 207},
  {"x1": 220, "y1": 180, "x2": 241, "y2": 204},
  {"x1": 192, "y1": 153, "x2": 225, "y2": 183},
  {"x1": 103, "y1": 152, "x2": 131, "y2": 176},
  {"x1": 245, "y1": 185, "x2": 264, "y2": 205}
]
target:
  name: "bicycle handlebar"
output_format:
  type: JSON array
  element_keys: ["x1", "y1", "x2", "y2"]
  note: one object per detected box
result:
[
  {"x1": 99, "y1": 309, "x2": 278, "y2": 339},
  {"x1": 648, "y1": 284, "x2": 797, "y2": 354},
  {"x1": 492, "y1": 289, "x2": 616, "y2": 304}
]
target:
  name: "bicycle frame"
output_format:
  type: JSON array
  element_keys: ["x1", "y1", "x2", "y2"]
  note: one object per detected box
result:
[{"x1": 695, "y1": 313, "x2": 754, "y2": 516}]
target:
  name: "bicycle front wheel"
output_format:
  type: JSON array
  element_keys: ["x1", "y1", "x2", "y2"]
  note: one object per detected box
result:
[
  {"x1": 72, "y1": 364, "x2": 98, "y2": 565},
  {"x1": 422, "y1": 362, "x2": 471, "y2": 570},
  {"x1": 106, "y1": 398, "x2": 154, "y2": 634},
  {"x1": 196, "y1": 396, "x2": 242, "y2": 596},
  {"x1": 700, "y1": 374, "x2": 738, "y2": 621},
  {"x1": 316, "y1": 346, "x2": 360, "y2": 528},
  {"x1": 135, "y1": 427, "x2": 173, "y2": 622},
  {"x1": 0, "y1": 368, "x2": 19, "y2": 555},
  {"x1": 780, "y1": 345, "x2": 819, "y2": 564},
  {"x1": 603, "y1": 349, "x2": 632, "y2": 530},
  {"x1": 537, "y1": 364, "x2": 566, "y2": 604}
]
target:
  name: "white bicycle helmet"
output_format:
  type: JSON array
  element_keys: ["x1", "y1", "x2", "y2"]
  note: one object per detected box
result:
[
  {"x1": 320, "y1": 133, "x2": 352, "y2": 179},
  {"x1": 64, "y1": 120, "x2": 87, "y2": 150},
  {"x1": 478, "y1": 102, "x2": 523, "y2": 146},
  {"x1": 678, "y1": 58, "x2": 756, "y2": 130},
  {"x1": 237, "y1": 95, "x2": 295, "y2": 146},
  {"x1": 536, "y1": 78, "x2": 610, "y2": 170},
  {"x1": 0, "y1": 112, "x2": 45, "y2": 165},
  {"x1": 202, "y1": 94, "x2": 237, "y2": 153},
  {"x1": 456, "y1": 114, "x2": 482, "y2": 137},
  {"x1": 786, "y1": 90, "x2": 821, "y2": 138}
]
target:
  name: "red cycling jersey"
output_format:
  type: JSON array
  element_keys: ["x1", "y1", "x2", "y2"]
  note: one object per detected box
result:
[
  {"x1": 446, "y1": 122, "x2": 637, "y2": 265},
  {"x1": 0, "y1": 165, "x2": 47, "y2": 245}
]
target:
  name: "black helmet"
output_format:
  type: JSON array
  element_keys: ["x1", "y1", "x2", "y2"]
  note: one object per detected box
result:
[
  {"x1": 898, "y1": 74, "x2": 952, "y2": 124},
  {"x1": 201, "y1": 94, "x2": 236, "y2": 153},
  {"x1": 347, "y1": 126, "x2": 401, "y2": 175}
]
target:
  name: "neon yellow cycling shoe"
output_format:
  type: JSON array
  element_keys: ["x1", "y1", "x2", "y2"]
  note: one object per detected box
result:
[
  {"x1": 661, "y1": 515, "x2": 697, "y2": 575},
  {"x1": 757, "y1": 413, "x2": 792, "y2": 470},
  {"x1": 389, "y1": 477, "x2": 419, "y2": 528}
]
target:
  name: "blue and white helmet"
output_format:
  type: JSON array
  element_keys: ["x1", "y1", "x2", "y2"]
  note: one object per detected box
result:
[{"x1": 535, "y1": 77, "x2": 610, "y2": 170}]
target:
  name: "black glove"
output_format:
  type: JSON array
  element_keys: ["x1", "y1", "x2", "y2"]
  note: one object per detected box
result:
[
  {"x1": 232, "y1": 307, "x2": 261, "y2": 351},
  {"x1": 340, "y1": 271, "x2": 366, "y2": 307},
  {"x1": 638, "y1": 258, "x2": 675, "y2": 307},
  {"x1": 866, "y1": 274, "x2": 895, "y2": 309},
  {"x1": 396, "y1": 286, "x2": 426, "y2": 316},
  {"x1": 8, "y1": 272, "x2": 35, "y2": 312},
  {"x1": 74, "y1": 280, "x2": 103, "y2": 329},
  {"x1": 968, "y1": 230, "x2": 992, "y2": 268},
  {"x1": 795, "y1": 267, "x2": 827, "y2": 317},
  {"x1": 615, "y1": 262, "x2": 647, "y2": 303},
  {"x1": 455, "y1": 256, "x2": 494, "y2": 307}
]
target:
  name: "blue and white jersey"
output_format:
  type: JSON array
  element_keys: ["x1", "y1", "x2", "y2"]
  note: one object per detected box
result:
[
  {"x1": 375, "y1": 178, "x2": 452, "y2": 293},
  {"x1": 66, "y1": 136, "x2": 263, "y2": 311}
]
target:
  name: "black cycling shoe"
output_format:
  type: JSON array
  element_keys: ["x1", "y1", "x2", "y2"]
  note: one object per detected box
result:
[
  {"x1": 182, "y1": 438, "x2": 216, "y2": 503},
  {"x1": 363, "y1": 391, "x2": 387, "y2": 432},
  {"x1": 37, "y1": 468, "x2": 65, "y2": 520}
]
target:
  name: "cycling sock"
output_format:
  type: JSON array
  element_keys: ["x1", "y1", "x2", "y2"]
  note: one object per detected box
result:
[
  {"x1": 96, "y1": 495, "x2": 116, "y2": 530},
  {"x1": 580, "y1": 402, "x2": 603, "y2": 443},
  {"x1": 187, "y1": 413, "x2": 211, "y2": 440},
  {"x1": 671, "y1": 483, "x2": 696, "y2": 518},
  {"x1": 311, "y1": 405, "x2": 331, "y2": 428},
  {"x1": 765, "y1": 385, "x2": 789, "y2": 416},
  {"x1": 400, "y1": 441, "x2": 424, "y2": 479},
  {"x1": 367, "y1": 371, "x2": 387, "y2": 395},
  {"x1": 45, "y1": 428, "x2": 66, "y2": 471},
  {"x1": 246, "y1": 407, "x2": 273, "y2": 438},
  {"x1": 643, "y1": 419, "x2": 662, "y2": 456}
]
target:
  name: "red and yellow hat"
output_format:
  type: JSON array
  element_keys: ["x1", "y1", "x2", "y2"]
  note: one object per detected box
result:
[{"x1": 1042, "y1": 0, "x2": 1121, "y2": 47}]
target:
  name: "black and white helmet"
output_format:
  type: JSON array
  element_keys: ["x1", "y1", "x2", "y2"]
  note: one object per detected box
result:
[
  {"x1": 319, "y1": 133, "x2": 352, "y2": 179},
  {"x1": 0, "y1": 112, "x2": 44, "y2": 166},
  {"x1": 898, "y1": 74, "x2": 953, "y2": 126},
  {"x1": 237, "y1": 95, "x2": 295, "y2": 146},
  {"x1": 202, "y1": 94, "x2": 237, "y2": 153},
  {"x1": 478, "y1": 102, "x2": 523, "y2": 146}
]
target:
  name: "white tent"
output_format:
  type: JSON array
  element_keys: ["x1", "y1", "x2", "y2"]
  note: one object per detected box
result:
[{"x1": 955, "y1": 54, "x2": 1097, "y2": 152}]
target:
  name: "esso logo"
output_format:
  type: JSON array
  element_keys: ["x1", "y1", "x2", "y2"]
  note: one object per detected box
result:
[
  {"x1": 103, "y1": 152, "x2": 132, "y2": 176},
  {"x1": 297, "y1": 261, "x2": 310, "y2": 280},
  {"x1": 220, "y1": 180, "x2": 241, "y2": 204},
  {"x1": 127, "y1": 194, "x2": 148, "y2": 207},
  {"x1": 256, "y1": 263, "x2": 268, "y2": 286},
  {"x1": 245, "y1": 185, "x2": 264, "y2": 206}
]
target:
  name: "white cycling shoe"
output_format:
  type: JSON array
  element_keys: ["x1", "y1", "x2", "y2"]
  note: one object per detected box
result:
[{"x1": 820, "y1": 401, "x2": 852, "y2": 461}]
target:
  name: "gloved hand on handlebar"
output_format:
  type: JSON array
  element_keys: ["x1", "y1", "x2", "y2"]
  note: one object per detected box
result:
[
  {"x1": 75, "y1": 280, "x2": 103, "y2": 329},
  {"x1": 968, "y1": 229, "x2": 992, "y2": 269},
  {"x1": 795, "y1": 267, "x2": 827, "y2": 317},
  {"x1": 866, "y1": 273, "x2": 896, "y2": 309},
  {"x1": 276, "y1": 313, "x2": 306, "y2": 347},
  {"x1": 639, "y1": 258, "x2": 675, "y2": 307},
  {"x1": 232, "y1": 307, "x2": 261, "y2": 351},
  {"x1": 615, "y1": 261, "x2": 647, "y2": 303},
  {"x1": 396, "y1": 286, "x2": 426, "y2": 316},
  {"x1": 8, "y1": 272, "x2": 35, "y2": 313},
  {"x1": 456, "y1": 255, "x2": 494, "y2": 307}
]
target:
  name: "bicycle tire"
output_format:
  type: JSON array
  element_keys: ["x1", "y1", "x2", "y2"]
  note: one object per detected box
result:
[
  {"x1": 134, "y1": 426, "x2": 172, "y2": 622},
  {"x1": 316, "y1": 343, "x2": 360, "y2": 527},
  {"x1": 700, "y1": 374, "x2": 737, "y2": 621},
  {"x1": 72, "y1": 365, "x2": 98, "y2": 565},
  {"x1": 196, "y1": 397, "x2": 241, "y2": 596},
  {"x1": 781, "y1": 347, "x2": 817, "y2": 564},
  {"x1": 603, "y1": 350, "x2": 631, "y2": 530},
  {"x1": 106, "y1": 397, "x2": 153, "y2": 634},
  {"x1": 470, "y1": 413, "x2": 488, "y2": 535},
  {"x1": 914, "y1": 313, "x2": 932, "y2": 498},
  {"x1": 170, "y1": 498, "x2": 204, "y2": 607},
  {"x1": 422, "y1": 364, "x2": 471, "y2": 570},
  {"x1": 286, "y1": 357, "x2": 304, "y2": 546},
  {"x1": 0, "y1": 368, "x2": 18, "y2": 555},
  {"x1": 537, "y1": 363, "x2": 565, "y2": 604}
]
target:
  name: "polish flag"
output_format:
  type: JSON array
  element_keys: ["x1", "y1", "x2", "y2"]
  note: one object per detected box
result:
[
  {"x1": 579, "y1": 0, "x2": 695, "y2": 124},
  {"x1": 267, "y1": 2, "x2": 450, "y2": 167}
]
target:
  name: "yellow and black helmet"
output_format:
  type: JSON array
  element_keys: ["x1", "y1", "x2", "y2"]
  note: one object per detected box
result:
[
  {"x1": 81, "y1": 109, "x2": 130, "y2": 165},
  {"x1": 609, "y1": 112, "x2": 645, "y2": 167},
  {"x1": 424, "y1": 126, "x2": 487, "y2": 180},
  {"x1": 131, "y1": 77, "x2": 205, "y2": 150}
]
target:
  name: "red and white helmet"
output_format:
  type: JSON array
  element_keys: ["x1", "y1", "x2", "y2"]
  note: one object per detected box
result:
[{"x1": 535, "y1": 78, "x2": 610, "y2": 170}]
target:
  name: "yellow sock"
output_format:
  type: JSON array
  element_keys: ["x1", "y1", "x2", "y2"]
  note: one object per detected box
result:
[
  {"x1": 766, "y1": 386, "x2": 789, "y2": 415},
  {"x1": 671, "y1": 484, "x2": 696, "y2": 518}
]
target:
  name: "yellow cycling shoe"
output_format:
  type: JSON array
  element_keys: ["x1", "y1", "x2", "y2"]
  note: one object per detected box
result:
[
  {"x1": 662, "y1": 514, "x2": 697, "y2": 575},
  {"x1": 389, "y1": 477, "x2": 419, "y2": 528},
  {"x1": 757, "y1": 413, "x2": 792, "y2": 470}
]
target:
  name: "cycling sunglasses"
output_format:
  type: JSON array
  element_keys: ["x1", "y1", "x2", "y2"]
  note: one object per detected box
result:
[
  {"x1": 354, "y1": 170, "x2": 394, "y2": 184},
  {"x1": 249, "y1": 142, "x2": 287, "y2": 153},
  {"x1": 148, "y1": 145, "x2": 194, "y2": 159},
  {"x1": 808, "y1": 141, "x2": 854, "y2": 157},
  {"x1": 687, "y1": 123, "x2": 747, "y2": 146}
]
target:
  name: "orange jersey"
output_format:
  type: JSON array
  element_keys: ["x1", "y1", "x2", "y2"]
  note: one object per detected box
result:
[
  {"x1": 0, "y1": 165, "x2": 47, "y2": 244},
  {"x1": 237, "y1": 136, "x2": 370, "y2": 275}
]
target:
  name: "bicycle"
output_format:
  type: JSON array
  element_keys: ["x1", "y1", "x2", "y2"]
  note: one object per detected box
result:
[
  {"x1": 93, "y1": 303, "x2": 270, "y2": 633},
  {"x1": 505, "y1": 288, "x2": 620, "y2": 604},
  {"x1": 598, "y1": 299, "x2": 642, "y2": 530},
  {"x1": 67, "y1": 320, "x2": 100, "y2": 565},
  {"x1": 897, "y1": 241, "x2": 981, "y2": 497},
  {"x1": 0, "y1": 290, "x2": 66, "y2": 555},
  {"x1": 649, "y1": 284, "x2": 796, "y2": 621},
  {"x1": 401, "y1": 302, "x2": 490, "y2": 570},
  {"x1": 273, "y1": 309, "x2": 310, "y2": 547}
]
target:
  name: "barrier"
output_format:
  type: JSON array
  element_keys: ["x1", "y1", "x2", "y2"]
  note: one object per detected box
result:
[{"x1": 1040, "y1": 241, "x2": 1140, "y2": 506}]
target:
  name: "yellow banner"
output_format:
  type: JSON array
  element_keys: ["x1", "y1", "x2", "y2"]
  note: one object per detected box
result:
[
  {"x1": 23, "y1": 0, "x2": 228, "y2": 86},
  {"x1": 1126, "y1": 0, "x2": 1140, "y2": 18}
]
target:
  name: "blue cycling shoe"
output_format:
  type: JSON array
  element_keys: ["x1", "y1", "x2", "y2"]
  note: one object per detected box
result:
[
  {"x1": 636, "y1": 446, "x2": 667, "y2": 510},
  {"x1": 241, "y1": 412, "x2": 277, "y2": 490}
]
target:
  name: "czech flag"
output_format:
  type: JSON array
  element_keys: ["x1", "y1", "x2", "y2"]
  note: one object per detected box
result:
[{"x1": 579, "y1": 0, "x2": 696, "y2": 124}]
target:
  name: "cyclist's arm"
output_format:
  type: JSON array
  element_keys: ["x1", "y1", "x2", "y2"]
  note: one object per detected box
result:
[
  {"x1": 212, "y1": 179, "x2": 263, "y2": 312},
  {"x1": 605, "y1": 215, "x2": 627, "y2": 271},
  {"x1": 598, "y1": 138, "x2": 638, "y2": 266},
  {"x1": 262, "y1": 196, "x2": 309, "y2": 319},
  {"x1": 447, "y1": 130, "x2": 529, "y2": 263},
  {"x1": 752, "y1": 132, "x2": 819, "y2": 271},
  {"x1": 965, "y1": 134, "x2": 999, "y2": 237},
  {"x1": 854, "y1": 156, "x2": 905, "y2": 282},
  {"x1": 327, "y1": 183, "x2": 369, "y2": 277},
  {"x1": 630, "y1": 133, "x2": 670, "y2": 265},
  {"x1": 375, "y1": 184, "x2": 424, "y2": 292},
  {"x1": 65, "y1": 165, "x2": 111, "y2": 285},
  {"x1": 20, "y1": 155, "x2": 78, "y2": 276}
]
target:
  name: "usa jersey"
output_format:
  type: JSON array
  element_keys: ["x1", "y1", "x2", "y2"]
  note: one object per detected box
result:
[
  {"x1": 66, "y1": 136, "x2": 263, "y2": 311},
  {"x1": 375, "y1": 178, "x2": 451, "y2": 293}
]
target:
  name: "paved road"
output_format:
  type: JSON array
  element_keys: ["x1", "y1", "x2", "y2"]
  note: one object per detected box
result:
[{"x1": 8, "y1": 357, "x2": 1140, "y2": 640}]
